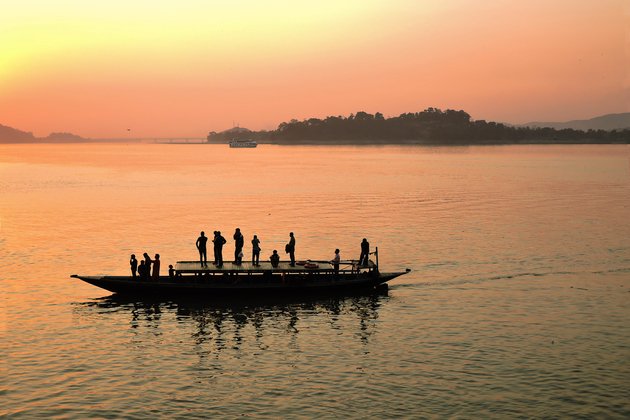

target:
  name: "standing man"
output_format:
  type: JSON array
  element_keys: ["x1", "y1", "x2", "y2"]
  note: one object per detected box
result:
[
  {"x1": 196, "y1": 231, "x2": 208, "y2": 267},
  {"x1": 130, "y1": 254, "x2": 138, "y2": 279},
  {"x1": 251, "y1": 234, "x2": 261, "y2": 266},
  {"x1": 143, "y1": 252, "x2": 153, "y2": 275},
  {"x1": 359, "y1": 238, "x2": 370, "y2": 267},
  {"x1": 152, "y1": 254, "x2": 161, "y2": 280},
  {"x1": 286, "y1": 232, "x2": 296, "y2": 267},
  {"x1": 332, "y1": 249, "x2": 341, "y2": 275},
  {"x1": 233, "y1": 228, "x2": 244, "y2": 265},
  {"x1": 214, "y1": 231, "x2": 227, "y2": 267},
  {"x1": 212, "y1": 231, "x2": 219, "y2": 265}
]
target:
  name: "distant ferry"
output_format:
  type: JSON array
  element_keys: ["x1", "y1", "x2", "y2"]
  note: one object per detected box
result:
[{"x1": 229, "y1": 139, "x2": 257, "y2": 148}]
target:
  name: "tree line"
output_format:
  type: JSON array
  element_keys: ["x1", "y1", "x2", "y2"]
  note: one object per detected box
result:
[{"x1": 208, "y1": 108, "x2": 629, "y2": 144}]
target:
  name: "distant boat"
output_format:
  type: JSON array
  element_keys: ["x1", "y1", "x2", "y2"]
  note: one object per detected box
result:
[{"x1": 229, "y1": 139, "x2": 257, "y2": 148}]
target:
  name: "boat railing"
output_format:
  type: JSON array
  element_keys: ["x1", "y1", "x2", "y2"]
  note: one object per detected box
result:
[
  {"x1": 173, "y1": 258, "x2": 376, "y2": 278},
  {"x1": 368, "y1": 247, "x2": 379, "y2": 272}
]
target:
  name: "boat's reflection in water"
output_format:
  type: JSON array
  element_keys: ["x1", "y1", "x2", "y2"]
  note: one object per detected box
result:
[{"x1": 76, "y1": 289, "x2": 390, "y2": 350}]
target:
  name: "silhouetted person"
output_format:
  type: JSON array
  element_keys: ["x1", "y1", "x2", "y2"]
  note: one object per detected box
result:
[
  {"x1": 251, "y1": 235, "x2": 261, "y2": 266},
  {"x1": 130, "y1": 254, "x2": 138, "y2": 279},
  {"x1": 143, "y1": 253, "x2": 152, "y2": 276},
  {"x1": 214, "y1": 231, "x2": 227, "y2": 267},
  {"x1": 168, "y1": 264, "x2": 175, "y2": 279},
  {"x1": 286, "y1": 232, "x2": 296, "y2": 266},
  {"x1": 138, "y1": 260, "x2": 147, "y2": 281},
  {"x1": 332, "y1": 248, "x2": 341, "y2": 275},
  {"x1": 152, "y1": 254, "x2": 160, "y2": 280},
  {"x1": 212, "y1": 231, "x2": 219, "y2": 264},
  {"x1": 270, "y1": 250, "x2": 280, "y2": 268},
  {"x1": 359, "y1": 238, "x2": 370, "y2": 267},
  {"x1": 233, "y1": 228, "x2": 244, "y2": 265},
  {"x1": 196, "y1": 231, "x2": 208, "y2": 267}
]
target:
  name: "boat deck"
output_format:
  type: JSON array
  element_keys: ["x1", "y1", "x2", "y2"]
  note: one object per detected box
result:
[{"x1": 175, "y1": 260, "x2": 375, "y2": 274}]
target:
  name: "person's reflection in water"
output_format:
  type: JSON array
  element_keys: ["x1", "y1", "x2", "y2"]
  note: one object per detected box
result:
[
  {"x1": 286, "y1": 308, "x2": 300, "y2": 350},
  {"x1": 352, "y1": 295, "x2": 382, "y2": 345},
  {"x1": 213, "y1": 310, "x2": 226, "y2": 355},
  {"x1": 190, "y1": 308, "x2": 212, "y2": 346},
  {"x1": 232, "y1": 312, "x2": 248, "y2": 351}
]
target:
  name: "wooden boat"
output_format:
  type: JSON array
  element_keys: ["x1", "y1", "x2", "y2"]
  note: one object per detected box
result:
[{"x1": 72, "y1": 249, "x2": 410, "y2": 297}]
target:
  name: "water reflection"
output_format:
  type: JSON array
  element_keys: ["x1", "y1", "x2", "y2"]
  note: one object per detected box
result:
[{"x1": 75, "y1": 291, "x2": 389, "y2": 351}]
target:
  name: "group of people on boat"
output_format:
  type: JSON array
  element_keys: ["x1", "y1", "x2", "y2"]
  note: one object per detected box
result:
[
  {"x1": 195, "y1": 229, "x2": 297, "y2": 268},
  {"x1": 128, "y1": 231, "x2": 371, "y2": 279},
  {"x1": 129, "y1": 252, "x2": 177, "y2": 281}
]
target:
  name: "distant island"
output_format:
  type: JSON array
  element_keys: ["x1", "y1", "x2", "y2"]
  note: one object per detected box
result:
[
  {"x1": 0, "y1": 124, "x2": 88, "y2": 143},
  {"x1": 208, "y1": 109, "x2": 629, "y2": 145}
]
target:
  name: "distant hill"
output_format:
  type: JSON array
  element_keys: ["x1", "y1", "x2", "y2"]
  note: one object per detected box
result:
[
  {"x1": 522, "y1": 113, "x2": 630, "y2": 131},
  {"x1": 0, "y1": 124, "x2": 36, "y2": 142},
  {"x1": 206, "y1": 126, "x2": 252, "y2": 141},
  {"x1": 42, "y1": 132, "x2": 87, "y2": 142},
  {"x1": 0, "y1": 124, "x2": 87, "y2": 143}
]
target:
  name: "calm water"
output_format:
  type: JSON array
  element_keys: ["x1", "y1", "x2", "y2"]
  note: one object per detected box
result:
[{"x1": 2, "y1": 143, "x2": 629, "y2": 418}]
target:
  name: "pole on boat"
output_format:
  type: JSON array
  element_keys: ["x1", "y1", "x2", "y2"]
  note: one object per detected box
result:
[{"x1": 375, "y1": 246, "x2": 379, "y2": 272}]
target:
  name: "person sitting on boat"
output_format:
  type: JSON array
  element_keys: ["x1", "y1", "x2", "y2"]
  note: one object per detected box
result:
[
  {"x1": 152, "y1": 254, "x2": 161, "y2": 280},
  {"x1": 359, "y1": 238, "x2": 370, "y2": 267},
  {"x1": 214, "y1": 231, "x2": 227, "y2": 267},
  {"x1": 168, "y1": 264, "x2": 175, "y2": 279},
  {"x1": 196, "y1": 231, "x2": 208, "y2": 267},
  {"x1": 130, "y1": 254, "x2": 138, "y2": 279},
  {"x1": 331, "y1": 249, "x2": 341, "y2": 275},
  {"x1": 270, "y1": 250, "x2": 280, "y2": 268},
  {"x1": 251, "y1": 235, "x2": 261, "y2": 266},
  {"x1": 137, "y1": 260, "x2": 147, "y2": 280},
  {"x1": 233, "y1": 228, "x2": 244, "y2": 265}
]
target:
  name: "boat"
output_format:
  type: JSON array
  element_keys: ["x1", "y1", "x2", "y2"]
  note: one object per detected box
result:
[
  {"x1": 229, "y1": 139, "x2": 257, "y2": 148},
  {"x1": 72, "y1": 248, "x2": 410, "y2": 297}
]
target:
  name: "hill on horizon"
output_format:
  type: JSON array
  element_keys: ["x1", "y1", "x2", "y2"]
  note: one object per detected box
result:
[
  {"x1": 0, "y1": 124, "x2": 88, "y2": 143},
  {"x1": 521, "y1": 113, "x2": 630, "y2": 131}
]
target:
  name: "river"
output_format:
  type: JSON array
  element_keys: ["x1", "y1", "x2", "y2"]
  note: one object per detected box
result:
[{"x1": 2, "y1": 143, "x2": 629, "y2": 418}]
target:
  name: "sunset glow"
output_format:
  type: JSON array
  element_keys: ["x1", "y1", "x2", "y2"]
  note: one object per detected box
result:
[{"x1": 1, "y1": 0, "x2": 627, "y2": 137}]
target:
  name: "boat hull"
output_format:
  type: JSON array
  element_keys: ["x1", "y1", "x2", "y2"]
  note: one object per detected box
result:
[{"x1": 72, "y1": 271, "x2": 406, "y2": 297}]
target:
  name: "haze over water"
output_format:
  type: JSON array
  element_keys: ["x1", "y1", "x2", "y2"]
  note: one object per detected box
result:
[{"x1": 2, "y1": 143, "x2": 629, "y2": 418}]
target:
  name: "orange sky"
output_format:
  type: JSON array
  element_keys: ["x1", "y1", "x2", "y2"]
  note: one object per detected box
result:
[{"x1": 1, "y1": 0, "x2": 628, "y2": 138}]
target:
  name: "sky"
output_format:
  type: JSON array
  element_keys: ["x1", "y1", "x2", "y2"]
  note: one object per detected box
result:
[{"x1": 0, "y1": 0, "x2": 628, "y2": 138}]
